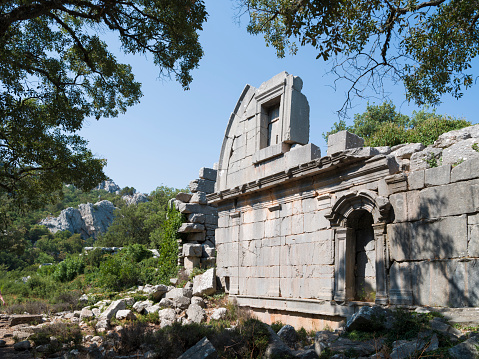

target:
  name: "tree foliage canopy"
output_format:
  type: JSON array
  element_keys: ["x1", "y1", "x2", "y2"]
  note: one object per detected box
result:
[
  {"x1": 0, "y1": 0, "x2": 207, "y2": 215},
  {"x1": 323, "y1": 102, "x2": 471, "y2": 147},
  {"x1": 243, "y1": 0, "x2": 479, "y2": 111}
]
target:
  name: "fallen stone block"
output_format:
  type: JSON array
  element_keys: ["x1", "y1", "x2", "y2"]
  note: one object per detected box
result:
[
  {"x1": 116, "y1": 310, "x2": 136, "y2": 321},
  {"x1": 132, "y1": 300, "x2": 153, "y2": 313},
  {"x1": 210, "y1": 307, "x2": 227, "y2": 321},
  {"x1": 8, "y1": 314, "x2": 43, "y2": 327},
  {"x1": 186, "y1": 304, "x2": 206, "y2": 324},
  {"x1": 278, "y1": 325, "x2": 298, "y2": 348},
  {"x1": 345, "y1": 306, "x2": 393, "y2": 332},
  {"x1": 449, "y1": 334, "x2": 479, "y2": 359},
  {"x1": 99, "y1": 299, "x2": 126, "y2": 321},
  {"x1": 178, "y1": 337, "x2": 217, "y2": 359},
  {"x1": 193, "y1": 268, "x2": 217, "y2": 297},
  {"x1": 13, "y1": 340, "x2": 31, "y2": 351},
  {"x1": 264, "y1": 325, "x2": 295, "y2": 359}
]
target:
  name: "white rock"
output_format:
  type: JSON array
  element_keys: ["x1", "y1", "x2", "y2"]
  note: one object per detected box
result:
[
  {"x1": 211, "y1": 308, "x2": 228, "y2": 321},
  {"x1": 192, "y1": 268, "x2": 217, "y2": 297},
  {"x1": 115, "y1": 310, "x2": 136, "y2": 321}
]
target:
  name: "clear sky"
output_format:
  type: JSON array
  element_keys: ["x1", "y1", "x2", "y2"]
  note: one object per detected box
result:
[{"x1": 78, "y1": 0, "x2": 479, "y2": 194}]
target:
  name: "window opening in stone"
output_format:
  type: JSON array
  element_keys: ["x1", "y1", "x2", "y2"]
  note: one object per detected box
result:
[
  {"x1": 347, "y1": 210, "x2": 376, "y2": 302},
  {"x1": 267, "y1": 104, "x2": 280, "y2": 146},
  {"x1": 224, "y1": 276, "x2": 230, "y2": 292}
]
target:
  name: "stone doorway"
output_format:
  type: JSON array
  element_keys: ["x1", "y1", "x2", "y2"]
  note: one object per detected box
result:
[{"x1": 347, "y1": 210, "x2": 376, "y2": 302}]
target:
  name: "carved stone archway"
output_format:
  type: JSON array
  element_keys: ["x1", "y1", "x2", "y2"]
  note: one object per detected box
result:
[{"x1": 325, "y1": 190, "x2": 391, "y2": 305}]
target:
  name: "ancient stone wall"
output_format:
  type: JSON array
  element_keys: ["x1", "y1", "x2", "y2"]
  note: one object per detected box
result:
[
  {"x1": 172, "y1": 167, "x2": 218, "y2": 274},
  {"x1": 205, "y1": 72, "x2": 479, "y2": 329}
]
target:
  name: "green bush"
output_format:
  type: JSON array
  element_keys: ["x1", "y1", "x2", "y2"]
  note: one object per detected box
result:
[{"x1": 52, "y1": 255, "x2": 85, "y2": 282}]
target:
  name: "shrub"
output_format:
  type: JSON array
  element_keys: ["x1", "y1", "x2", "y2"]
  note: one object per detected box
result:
[
  {"x1": 52, "y1": 255, "x2": 85, "y2": 282},
  {"x1": 29, "y1": 322, "x2": 82, "y2": 350}
]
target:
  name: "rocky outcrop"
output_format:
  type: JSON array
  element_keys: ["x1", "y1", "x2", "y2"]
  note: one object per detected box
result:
[
  {"x1": 40, "y1": 200, "x2": 116, "y2": 239},
  {"x1": 122, "y1": 192, "x2": 149, "y2": 206},
  {"x1": 95, "y1": 180, "x2": 120, "y2": 193}
]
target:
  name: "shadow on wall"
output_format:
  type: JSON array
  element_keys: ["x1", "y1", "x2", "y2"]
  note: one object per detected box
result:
[{"x1": 388, "y1": 189, "x2": 475, "y2": 307}]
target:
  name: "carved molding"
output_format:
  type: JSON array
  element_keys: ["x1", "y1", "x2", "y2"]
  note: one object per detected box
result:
[{"x1": 325, "y1": 189, "x2": 391, "y2": 226}]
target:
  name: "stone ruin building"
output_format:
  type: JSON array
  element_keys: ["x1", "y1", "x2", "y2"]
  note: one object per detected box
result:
[{"x1": 175, "y1": 72, "x2": 479, "y2": 330}]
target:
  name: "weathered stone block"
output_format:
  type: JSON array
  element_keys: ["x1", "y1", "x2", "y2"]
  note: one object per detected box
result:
[
  {"x1": 425, "y1": 164, "x2": 451, "y2": 187},
  {"x1": 199, "y1": 167, "x2": 217, "y2": 181},
  {"x1": 408, "y1": 170, "x2": 425, "y2": 190},
  {"x1": 285, "y1": 143, "x2": 321, "y2": 168},
  {"x1": 468, "y1": 225, "x2": 479, "y2": 257},
  {"x1": 389, "y1": 262, "x2": 413, "y2": 305},
  {"x1": 183, "y1": 243, "x2": 202, "y2": 257},
  {"x1": 193, "y1": 268, "x2": 216, "y2": 296},
  {"x1": 177, "y1": 203, "x2": 216, "y2": 215},
  {"x1": 188, "y1": 213, "x2": 205, "y2": 223},
  {"x1": 186, "y1": 232, "x2": 206, "y2": 243},
  {"x1": 190, "y1": 191, "x2": 207, "y2": 204},
  {"x1": 388, "y1": 215, "x2": 467, "y2": 261},
  {"x1": 184, "y1": 256, "x2": 200, "y2": 270},
  {"x1": 385, "y1": 173, "x2": 408, "y2": 194},
  {"x1": 176, "y1": 192, "x2": 192, "y2": 203},
  {"x1": 178, "y1": 223, "x2": 205, "y2": 233},
  {"x1": 390, "y1": 192, "x2": 407, "y2": 223},
  {"x1": 451, "y1": 158, "x2": 479, "y2": 183},
  {"x1": 327, "y1": 131, "x2": 364, "y2": 156},
  {"x1": 391, "y1": 143, "x2": 425, "y2": 159},
  {"x1": 189, "y1": 179, "x2": 215, "y2": 194}
]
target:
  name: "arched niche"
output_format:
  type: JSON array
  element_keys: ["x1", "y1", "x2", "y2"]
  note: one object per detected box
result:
[{"x1": 326, "y1": 190, "x2": 391, "y2": 305}]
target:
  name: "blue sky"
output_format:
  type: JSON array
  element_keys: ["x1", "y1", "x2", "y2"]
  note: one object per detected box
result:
[{"x1": 78, "y1": 0, "x2": 479, "y2": 194}]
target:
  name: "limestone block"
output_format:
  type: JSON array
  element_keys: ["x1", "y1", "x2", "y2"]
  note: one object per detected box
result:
[
  {"x1": 389, "y1": 262, "x2": 413, "y2": 305},
  {"x1": 388, "y1": 215, "x2": 468, "y2": 261},
  {"x1": 468, "y1": 225, "x2": 479, "y2": 257},
  {"x1": 425, "y1": 164, "x2": 451, "y2": 187},
  {"x1": 184, "y1": 256, "x2": 200, "y2": 270},
  {"x1": 193, "y1": 268, "x2": 217, "y2": 297},
  {"x1": 116, "y1": 310, "x2": 136, "y2": 321},
  {"x1": 218, "y1": 214, "x2": 228, "y2": 228},
  {"x1": 285, "y1": 143, "x2": 321, "y2": 168},
  {"x1": 302, "y1": 197, "x2": 317, "y2": 213},
  {"x1": 199, "y1": 167, "x2": 217, "y2": 181},
  {"x1": 99, "y1": 299, "x2": 126, "y2": 321},
  {"x1": 176, "y1": 192, "x2": 192, "y2": 203},
  {"x1": 183, "y1": 243, "x2": 202, "y2": 257},
  {"x1": 408, "y1": 169, "x2": 425, "y2": 190},
  {"x1": 410, "y1": 261, "x2": 453, "y2": 306},
  {"x1": 252, "y1": 221, "x2": 265, "y2": 240},
  {"x1": 291, "y1": 214, "x2": 304, "y2": 235},
  {"x1": 189, "y1": 179, "x2": 215, "y2": 194},
  {"x1": 177, "y1": 203, "x2": 216, "y2": 215},
  {"x1": 133, "y1": 300, "x2": 153, "y2": 313},
  {"x1": 265, "y1": 218, "x2": 281, "y2": 238},
  {"x1": 177, "y1": 223, "x2": 205, "y2": 233},
  {"x1": 451, "y1": 158, "x2": 479, "y2": 183},
  {"x1": 202, "y1": 245, "x2": 215, "y2": 258},
  {"x1": 390, "y1": 192, "x2": 407, "y2": 223},
  {"x1": 188, "y1": 213, "x2": 205, "y2": 224},
  {"x1": 391, "y1": 143, "x2": 425, "y2": 159},
  {"x1": 414, "y1": 182, "x2": 478, "y2": 219},
  {"x1": 280, "y1": 216, "x2": 292, "y2": 236},
  {"x1": 186, "y1": 232, "x2": 206, "y2": 243},
  {"x1": 186, "y1": 304, "x2": 206, "y2": 324},
  {"x1": 384, "y1": 173, "x2": 408, "y2": 194},
  {"x1": 252, "y1": 143, "x2": 289, "y2": 164},
  {"x1": 327, "y1": 131, "x2": 364, "y2": 156},
  {"x1": 469, "y1": 214, "x2": 479, "y2": 225},
  {"x1": 204, "y1": 214, "x2": 218, "y2": 225},
  {"x1": 467, "y1": 260, "x2": 479, "y2": 306},
  {"x1": 190, "y1": 191, "x2": 207, "y2": 204},
  {"x1": 177, "y1": 337, "x2": 217, "y2": 359},
  {"x1": 304, "y1": 210, "x2": 329, "y2": 232}
]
